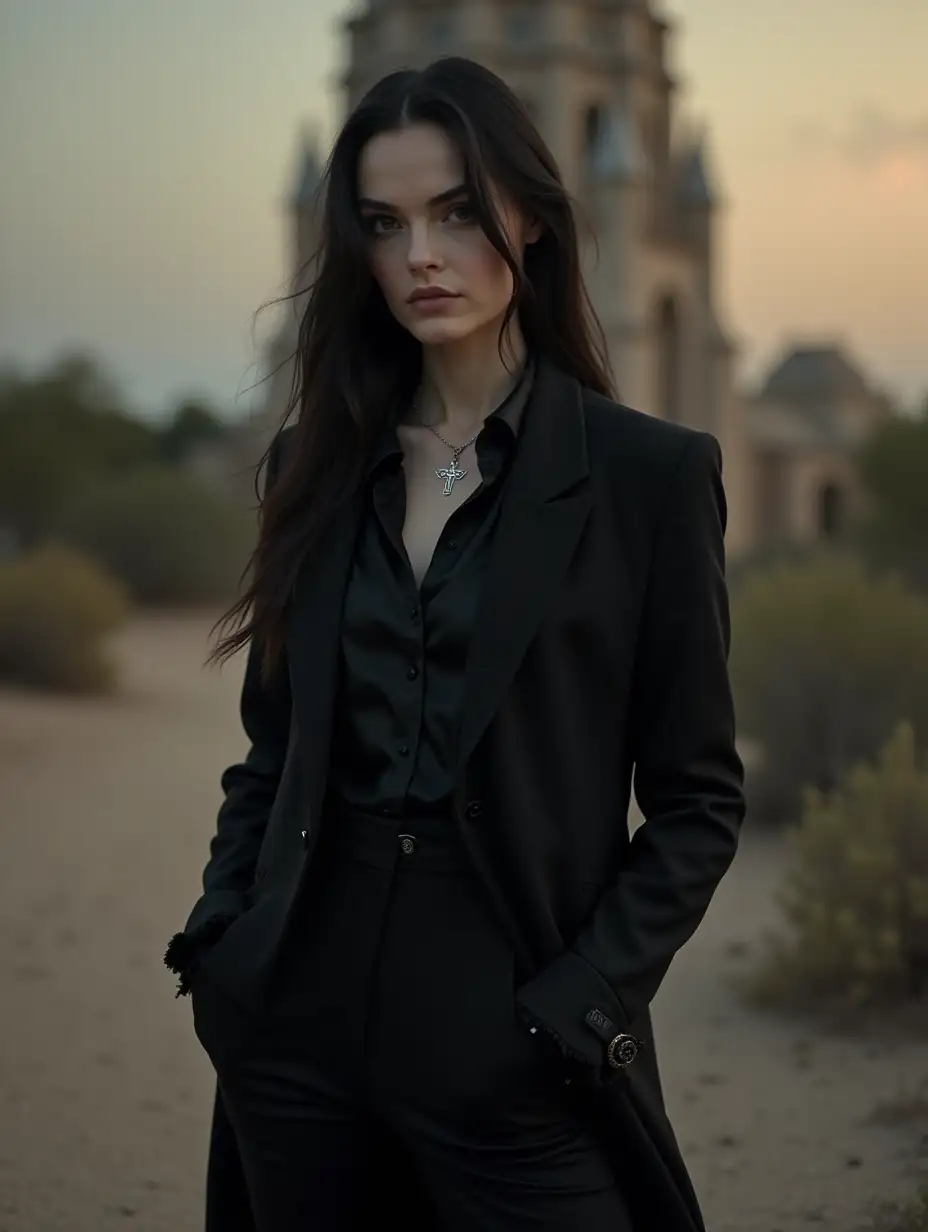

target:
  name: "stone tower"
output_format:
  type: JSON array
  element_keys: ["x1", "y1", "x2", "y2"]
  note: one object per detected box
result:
[{"x1": 260, "y1": 0, "x2": 750, "y2": 551}]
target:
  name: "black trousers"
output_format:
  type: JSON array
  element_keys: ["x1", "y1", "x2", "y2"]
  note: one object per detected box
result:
[{"x1": 192, "y1": 809, "x2": 632, "y2": 1231}]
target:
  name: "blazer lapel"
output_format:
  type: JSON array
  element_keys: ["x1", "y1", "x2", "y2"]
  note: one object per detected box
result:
[
  {"x1": 286, "y1": 492, "x2": 363, "y2": 819},
  {"x1": 456, "y1": 360, "x2": 592, "y2": 772}
]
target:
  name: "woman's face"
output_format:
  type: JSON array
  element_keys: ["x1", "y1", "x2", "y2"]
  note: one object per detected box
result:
[{"x1": 357, "y1": 122, "x2": 537, "y2": 349}]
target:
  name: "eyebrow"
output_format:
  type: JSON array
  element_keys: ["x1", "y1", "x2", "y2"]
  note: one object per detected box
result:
[{"x1": 357, "y1": 182, "x2": 469, "y2": 212}]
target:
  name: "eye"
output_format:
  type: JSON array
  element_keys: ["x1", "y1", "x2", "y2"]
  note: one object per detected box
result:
[
  {"x1": 365, "y1": 214, "x2": 400, "y2": 237},
  {"x1": 447, "y1": 202, "x2": 476, "y2": 225}
]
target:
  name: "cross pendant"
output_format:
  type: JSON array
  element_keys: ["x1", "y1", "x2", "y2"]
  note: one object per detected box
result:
[{"x1": 436, "y1": 458, "x2": 467, "y2": 496}]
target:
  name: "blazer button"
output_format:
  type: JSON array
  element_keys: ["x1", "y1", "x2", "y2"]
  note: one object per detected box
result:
[{"x1": 464, "y1": 800, "x2": 484, "y2": 820}]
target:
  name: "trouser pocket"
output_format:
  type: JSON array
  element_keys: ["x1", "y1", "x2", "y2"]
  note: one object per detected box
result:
[{"x1": 191, "y1": 970, "x2": 257, "y2": 1074}]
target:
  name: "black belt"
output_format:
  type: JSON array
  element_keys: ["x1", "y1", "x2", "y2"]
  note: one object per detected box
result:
[{"x1": 325, "y1": 805, "x2": 468, "y2": 874}]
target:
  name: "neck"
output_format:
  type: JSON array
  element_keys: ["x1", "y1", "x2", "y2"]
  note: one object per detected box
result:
[{"x1": 415, "y1": 322, "x2": 527, "y2": 438}]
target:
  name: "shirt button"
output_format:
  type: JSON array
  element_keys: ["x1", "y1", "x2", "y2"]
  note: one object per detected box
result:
[
  {"x1": 410, "y1": 606, "x2": 419, "y2": 620},
  {"x1": 447, "y1": 540, "x2": 458, "y2": 551},
  {"x1": 398, "y1": 744, "x2": 410, "y2": 757},
  {"x1": 406, "y1": 665, "x2": 419, "y2": 681}
]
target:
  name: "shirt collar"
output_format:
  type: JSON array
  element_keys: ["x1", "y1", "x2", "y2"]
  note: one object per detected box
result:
[
  {"x1": 367, "y1": 356, "x2": 535, "y2": 478},
  {"x1": 485, "y1": 356, "x2": 534, "y2": 440}
]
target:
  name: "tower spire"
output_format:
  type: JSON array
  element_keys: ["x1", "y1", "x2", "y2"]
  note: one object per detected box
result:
[{"x1": 676, "y1": 130, "x2": 715, "y2": 208}]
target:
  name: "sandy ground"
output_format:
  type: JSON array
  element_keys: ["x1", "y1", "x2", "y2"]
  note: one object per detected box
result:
[{"x1": 1, "y1": 611, "x2": 927, "y2": 1232}]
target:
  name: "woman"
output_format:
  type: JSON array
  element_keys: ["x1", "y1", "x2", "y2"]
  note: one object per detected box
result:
[{"x1": 166, "y1": 56, "x2": 745, "y2": 1232}]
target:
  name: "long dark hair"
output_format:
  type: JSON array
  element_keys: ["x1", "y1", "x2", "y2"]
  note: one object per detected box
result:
[{"x1": 210, "y1": 56, "x2": 613, "y2": 679}]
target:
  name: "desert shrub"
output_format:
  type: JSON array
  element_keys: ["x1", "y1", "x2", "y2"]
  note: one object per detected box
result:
[
  {"x1": 0, "y1": 544, "x2": 131, "y2": 692},
  {"x1": 863, "y1": 1184, "x2": 928, "y2": 1232},
  {"x1": 739, "y1": 722, "x2": 928, "y2": 1013},
  {"x1": 727, "y1": 538, "x2": 840, "y2": 592},
  {"x1": 730, "y1": 554, "x2": 928, "y2": 820},
  {"x1": 60, "y1": 466, "x2": 256, "y2": 605}
]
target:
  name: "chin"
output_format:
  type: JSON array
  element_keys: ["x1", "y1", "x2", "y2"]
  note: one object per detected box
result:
[{"x1": 404, "y1": 315, "x2": 482, "y2": 348}]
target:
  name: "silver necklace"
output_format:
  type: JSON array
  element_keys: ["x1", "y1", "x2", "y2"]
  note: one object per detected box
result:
[{"x1": 413, "y1": 411, "x2": 480, "y2": 496}]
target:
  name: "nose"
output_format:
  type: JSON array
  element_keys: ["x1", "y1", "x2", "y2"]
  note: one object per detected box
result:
[{"x1": 406, "y1": 221, "x2": 442, "y2": 272}]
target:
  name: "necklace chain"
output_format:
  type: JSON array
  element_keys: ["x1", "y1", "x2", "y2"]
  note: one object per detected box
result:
[{"x1": 412, "y1": 411, "x2": 480, "y2": 459}]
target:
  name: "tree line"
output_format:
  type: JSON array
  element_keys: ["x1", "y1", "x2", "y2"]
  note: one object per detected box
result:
[{"x1": 0, "y1": 351, "x2": 232, "y2": 551}]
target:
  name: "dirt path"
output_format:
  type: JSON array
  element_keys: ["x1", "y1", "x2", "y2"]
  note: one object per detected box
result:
[{"x1": 0, "y1": 612, "x2": 926, "y2": 1231}]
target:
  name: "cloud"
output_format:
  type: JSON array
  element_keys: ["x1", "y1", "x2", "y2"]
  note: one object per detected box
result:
[
  {"x1": 792, "y1": 106, "x2": 928, "y2": 167},
  {"x1": 840, "y1": 106, "x2": 928, "y2": 164}
]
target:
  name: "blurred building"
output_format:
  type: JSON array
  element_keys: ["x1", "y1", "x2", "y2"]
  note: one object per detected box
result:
[
  {"x1": 235, "y1": 0, "x2": 894, "y2": 558},
  {"x1": 742, "y1": 343, "x2": 894, "y2": 549}
]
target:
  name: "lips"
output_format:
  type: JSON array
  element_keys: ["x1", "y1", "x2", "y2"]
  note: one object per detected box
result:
[{"x1": 408, "y1": 287, "x2": 459, "y2": 303}]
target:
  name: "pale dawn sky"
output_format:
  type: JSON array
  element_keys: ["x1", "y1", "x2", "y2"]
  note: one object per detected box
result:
[{"x1": 1, "y1": 0, "x2": 926, "y2": 417}]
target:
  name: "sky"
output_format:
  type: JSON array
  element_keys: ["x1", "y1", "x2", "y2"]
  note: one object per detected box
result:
[{"x1": 1, "y1": 0, "x2": 926, "y2": 418}]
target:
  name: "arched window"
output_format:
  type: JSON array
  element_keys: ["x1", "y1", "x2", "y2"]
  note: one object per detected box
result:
[
  {"x1": 819, "y1": 482, "x2": 844, "y2": 538},
  {"x1": 580, "y1": 103, "x2": 607, "y2": 192},
  {"x1": 655, "y1": 294, "x2": 681, "y2": 422},
  {"x1": 505, "y1": 7, "x2": 537, "y2": 45},
  {"x1": 583, "y1": 105, "x2": 604, "y2": 162},
  {"x1": 425, "y1": 13, "x2": 455, "y2": 51}
]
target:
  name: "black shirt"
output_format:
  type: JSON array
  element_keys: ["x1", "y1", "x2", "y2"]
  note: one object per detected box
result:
[{"x1": 329, "y1": 363, "x2": 534, "y2": 818}]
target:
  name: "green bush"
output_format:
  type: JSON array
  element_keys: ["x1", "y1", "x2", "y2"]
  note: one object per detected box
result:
[
  {"x1": 730, "y1": 554, "x2": 928, "y2": 819},
  {"x1": 60, "y1": 466, "x2": 256, "y2": 605},
  {"x1": 0, "y1": 544, "x2": 131, "y2": 692},
  {"x1": 0, "y1": 352, "x2": 160, "y2": 547},
  {"x1": 740, "y1": 722, "x2": 928, "y2": 1013},
  {"x1": 856, "y1": 412, "x2": 928, "y2": 594}
]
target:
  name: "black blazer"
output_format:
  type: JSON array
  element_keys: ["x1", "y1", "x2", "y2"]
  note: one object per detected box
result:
[{"x1": 177, "y1": 357, "x2": 746, "y2": 1232}]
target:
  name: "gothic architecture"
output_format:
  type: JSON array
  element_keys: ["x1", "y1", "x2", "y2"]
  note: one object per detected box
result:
[{"x1": 242, "y1": 0, "x2": 893, "y2": 558}]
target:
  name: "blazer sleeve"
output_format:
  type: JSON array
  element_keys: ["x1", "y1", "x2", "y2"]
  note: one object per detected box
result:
[
  {"x1": 164, "y1": 433, "x2": 292, "y2": 988},
  {"x1": 514, "y1": 429, "x2": 746, "y2": 1077}
]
